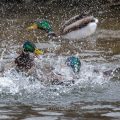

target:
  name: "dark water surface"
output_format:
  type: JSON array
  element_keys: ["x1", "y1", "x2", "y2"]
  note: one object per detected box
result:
[{"x1": 0, "y1": 2, "x2": 120, "y2": 120}]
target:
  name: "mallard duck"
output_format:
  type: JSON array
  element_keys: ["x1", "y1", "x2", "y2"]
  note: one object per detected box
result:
[
  {"x1": 50, "y1": 56, "x2": 81, "y2": 85},
  {"x1": 53, "y1": 56, "x2": 81, "y2": 79},
  {"x1": 15, "y1": 41, "x2": 43, "y2": 71},
  {"x1": 27, "y1": 14, "x2": 98, "y2": 40},
  {"x1": 65, "y1": 56, "x2": 81, "y2": 73}
]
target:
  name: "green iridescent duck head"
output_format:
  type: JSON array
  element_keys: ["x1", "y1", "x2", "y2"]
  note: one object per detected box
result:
[
  {"x1": 65, "y1": 56, "x2": 81, "y2": 73},
  {"x1": 23, "y1": 41, "x2": 43, "y2": 56},
  {"x1": 27, "y1": 19, "x2": 56, "y2": 37},
  {"x1": 27, "y1": 19, "x2": 52, "y2": 32}
]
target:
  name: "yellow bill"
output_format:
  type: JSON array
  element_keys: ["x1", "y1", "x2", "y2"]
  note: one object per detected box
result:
[
  {"x1": 27, "y1": 23, "x2": 38, "y2": 30},
  {"x1": 34, "y1": 48, "x2": 44, "y2": 56}
]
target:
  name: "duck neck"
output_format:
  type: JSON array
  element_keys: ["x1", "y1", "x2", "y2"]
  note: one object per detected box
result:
[
  {"x1": 48, "y1": 31, "x2": 57, "y2": 38},
  {"x1": 21, "y1": 50, "x2": 30, "y2": 57}
]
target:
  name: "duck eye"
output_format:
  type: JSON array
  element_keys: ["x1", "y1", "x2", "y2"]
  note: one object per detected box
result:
[{"x1": 66, "y1": 61, "x2": 71, "y2": 66}]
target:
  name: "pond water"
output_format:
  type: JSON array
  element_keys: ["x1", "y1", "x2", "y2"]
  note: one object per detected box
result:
[{"x1": 0, "y1": 2, "x2": 120, "y2": 120}]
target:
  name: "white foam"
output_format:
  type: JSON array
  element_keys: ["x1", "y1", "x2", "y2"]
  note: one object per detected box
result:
[
  {"x1": 0, "y1": 76, "x2": 19, "y2": 94},
  {"x1": 0, "y1": 77, "x2": 13, "y2": 87}
]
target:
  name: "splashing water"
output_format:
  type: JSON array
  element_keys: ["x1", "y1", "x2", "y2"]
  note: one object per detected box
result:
[
  {"x1": 0, "y1": 2, "x2": 120, "y2": 119},
  {"x1": 0, "y1": 46, "x2": 111, "y2": 106}
]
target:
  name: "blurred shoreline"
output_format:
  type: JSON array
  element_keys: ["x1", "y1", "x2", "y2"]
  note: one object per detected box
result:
[{"x1": 0, "y1": 0, "x2": 119, "y2": 18}]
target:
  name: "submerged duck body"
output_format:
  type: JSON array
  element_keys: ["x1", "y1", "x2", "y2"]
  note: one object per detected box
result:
[
  {"x1": 103, "y1": 67, "x2": 120, "y2": 80},
  {"x1": 42, "y1": 56, "x2": 81, "y2": 85},
  {"x1": 15, "y1": 51, "x2": 34, "y2": 71},
  {"x1": 27, "y1": 14, "x2": 98, "y2": 40}
]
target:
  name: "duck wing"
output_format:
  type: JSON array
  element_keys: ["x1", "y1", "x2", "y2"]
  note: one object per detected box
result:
[
  {"x1": 61, "y1": 16, "x2": 95, "y2": 35},
  {"x1": 61, "y1": 14, "x2": 84, "y2": 29}
]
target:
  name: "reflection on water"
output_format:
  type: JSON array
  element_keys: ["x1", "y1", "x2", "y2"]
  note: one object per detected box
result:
[
  {"x1": 0, "y1": 101, "x2": 120, "y2": 120},
  {"x1": 0, "y1": 2, "x2": 120, "y2": 120}
]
